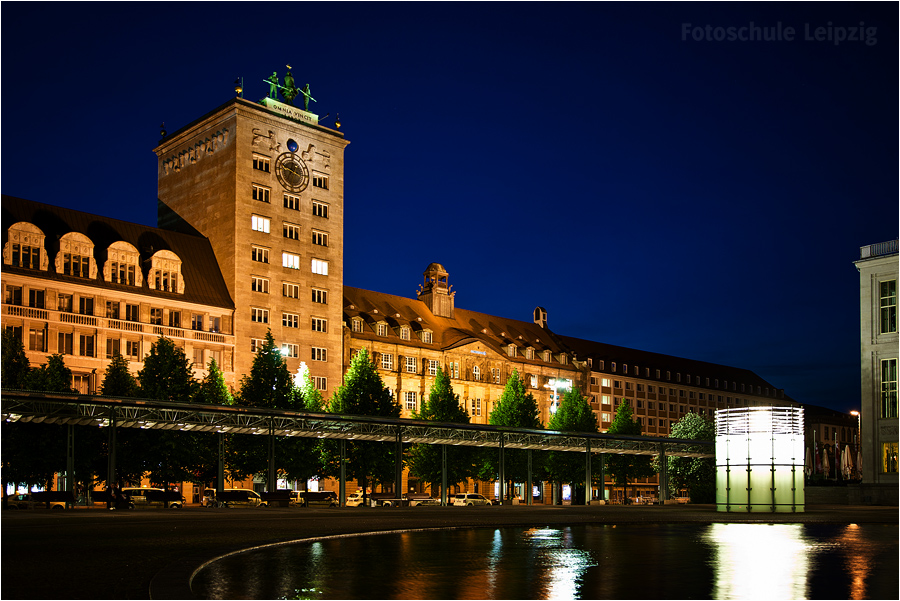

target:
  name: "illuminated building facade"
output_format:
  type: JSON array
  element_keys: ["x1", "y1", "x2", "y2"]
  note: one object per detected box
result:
[{"x1": 854, "y1": 240, "x2": 898, "y2": 493}]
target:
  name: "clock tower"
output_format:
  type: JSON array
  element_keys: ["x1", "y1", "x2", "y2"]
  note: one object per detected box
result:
[{"x1": 154, "y1": 89, "x2": 348, "y2": 397}]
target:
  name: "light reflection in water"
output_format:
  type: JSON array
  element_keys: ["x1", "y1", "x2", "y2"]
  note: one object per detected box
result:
[
  {"x1": 704, "y1": 523, "x2": 831, "y2": 600},
  {"x1": 522, "y1": 527, "x2": 597, "y2": 600}
]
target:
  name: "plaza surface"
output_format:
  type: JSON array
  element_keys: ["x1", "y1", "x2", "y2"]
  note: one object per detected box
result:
[{"x1": 2, "y1": 503, "x2": 896, "y2": 600}]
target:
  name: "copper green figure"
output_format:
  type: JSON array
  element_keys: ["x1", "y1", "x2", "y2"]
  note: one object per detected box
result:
[
  {"x1": 301, "y1": 84, "x2": 312, "y2": 111},
  {"x1": 266, "y1": 72, "x2": 279, "y2": 99},
  {"x1": 282, "y1": 70, "x2": 299, "y2": 105}
]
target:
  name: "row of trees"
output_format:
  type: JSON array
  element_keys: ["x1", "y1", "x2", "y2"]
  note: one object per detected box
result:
[{"x1": 1, "y1": 328, "x2": 715, "y2": 502}]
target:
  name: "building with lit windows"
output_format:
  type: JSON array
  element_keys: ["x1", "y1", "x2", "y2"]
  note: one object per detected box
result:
[{"x1": 854, "y1": 239, "x2": 898, "y2": 500}]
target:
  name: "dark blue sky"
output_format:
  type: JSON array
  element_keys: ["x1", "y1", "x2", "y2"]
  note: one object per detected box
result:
[{"x1": 2, "y1": 3, "x2": 896, "y2": 412}]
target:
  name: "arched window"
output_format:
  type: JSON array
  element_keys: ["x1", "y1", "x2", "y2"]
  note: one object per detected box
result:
[
  {"x1": 148, "y1": 250, "x2": 183, "y2": 293},
  {"x1": 4, "y1": 222, "x2": 48, "y2": 270},
  {"x1": 105, "y1": 241, "x2": 142, "y2": 286},
  {"x1": 56, "y1": 232, "x2": 96, "y2": 278}
]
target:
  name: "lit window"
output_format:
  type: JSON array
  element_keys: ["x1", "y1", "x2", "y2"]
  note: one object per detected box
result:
[
  {"x1": 283, "y1": 282, "x2": 300, "y2": 298},
  {"x1": 351, "y1": 318, "x2": 362, "y2": 332},
  {"x1": 251, "y1": 215, "x2": 270, "y2": 233},
  {"x1": 421, "y1": 330, "x2": 433, "y2": 343},
  {"x1": 530, "y1": 375, "x2": 538, "y2": 388},
  {"x1": 252, "y1": 184, "x2": 270, "y2": 203},
  {"x1": 473, "y1": 366, "x2": 481, "y2": 381},
  {"x1": 507, "y1": 344, "x2": 516, "y2": 357},
  {"x1": 283, "y1": 252, "x2": 300, "y2": 269},
  {"x1": 312, "y1": 201, "x2": 328, "y2": 218},
  {"x1": 492, "y1": 368, "x2": 500, "y2": 384},
  {"x1": 251, "y1": 276, "x2": 269, "y2": 293},
  {"x1": 252, "y1": 154, "x2": 270, "y2": 172},
  {"x1": 382, "y1": 354, "x2": 394, "y2": 370},
  {"x1": 880, "y1": 280, "x2": 897, "y2": 334},
  {"x1": 252, "y1": 245, "x2": 270, "y2": 263},
  {"x1": 311, "y1": 258, "x2": 328, "y2": 275},
  {"x1": 427, "y1": 360, "x2": 438, "y2": 376},
  {"x1": 311, "y1": 230, "x2": 328, "y2": 246},
  {"x1": 602, "y1": 378, "x2": 611, "y2": 387},
  {"x1": 602, "y1": 413, "x2": 610, "y2": 422},
  {"x1": 312, "y1": 174, "x2": 329, "y2": 189},
  {"x1": 543, "y1": 350, "x2": 551, "y2": 362},
  {"x1": 449, "y1": 362, "x2": 459, "y2": 379},
  {"x1": 284, "y1": 194, "x2": 300, "y2": 210},
  {"x1": 525, "y1": 347, "x2": 534, "y2": 360},
  {"x1": 400, "y1": 327, "x2": 410, "y2": 341},
  {"x1": 471, "y1": 398, "x2": 482, "y2": 417},
  {"x1": 251, "y1": 307, "x2": 269, "y2": 323},
  {"x1": 283, "y1": 313, "x2": 299, "y2": 328},
  {"x1": 404, "y1": 391, "x2": 417, "y2": 412},
  {"x1": 311, "y1": 317, "x2": 327, "y2": 332},
  {"x1": 283, "y1": 222, "x2": 300, "y2": 240},
  {"x1": 377, "y1": 323, "x2": 388, "y2": 336},
  {"x1": 311, "y1": 288, "x2": 327, "y2": 304},
  {"x1": 283, "y1": 343, "x2": 299, "y2": 358},
  {"x1": 406, "y1": 356, "x2": 417, "y2": 373},
  {"x1": 311, "y1": 347, "x2": 327, "y2": 362}
]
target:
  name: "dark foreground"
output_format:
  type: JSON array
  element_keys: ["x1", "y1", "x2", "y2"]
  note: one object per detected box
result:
[{"x1": 2, "y1": 503, "x2": 897, "y2": 600}]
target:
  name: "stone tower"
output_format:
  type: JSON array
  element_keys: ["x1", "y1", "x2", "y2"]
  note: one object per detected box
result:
[
  {"x1": 417, "y1": 262, "x2": 455, "y2": 318},
  {"x1": 154, "y1": 93, "x2": 349, "y2": 396}
]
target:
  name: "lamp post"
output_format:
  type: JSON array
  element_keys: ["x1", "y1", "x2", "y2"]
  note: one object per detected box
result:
[{"x1": 850, "y1": 410, "x2": 861, "y2": 479}]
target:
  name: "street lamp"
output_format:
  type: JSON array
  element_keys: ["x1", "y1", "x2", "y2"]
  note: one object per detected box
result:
[
  {"x1": 850, "y1": 410, "x2": 861, "y2": 479},
  {"x1": 544, "y1": 378, "x2": 571, "y2": 415}
]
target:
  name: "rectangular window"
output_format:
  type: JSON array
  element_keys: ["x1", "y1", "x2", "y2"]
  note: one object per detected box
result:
[
  {"x1": 252, "y1": 154, "x2": 270, "y2": 173},
  {"x1": 251, "y1": 307, "x2": 269, "y2": 323},
  {"x1": 602, "y1": 395, "x2": 611, "y2": 405},
  {"x1": 601, "y1": 413, "x2": 611, "y2": 422},
  {"x1": 209, "y1": 350, "x2": 222, "y2": 366},
  {"x1": 406, "y1": 356, "x2": 417, "y2": 373},
  {"x1": 56, "y1": 293, "x2": 72, "y2": 312},
  {"x1": 283, "y1": 252, "x2": 300, "y2": 269},
  {"x1": 110, "y1": 262, "x2": 136, "y2": 285},
  {"x1": 613, "y1": 380, "x2": 622, "y2": 389},
  {"x1": 314, "y1": 376, "x2": 327, "y2": 391},
  {"x1": 882, "y1": 358, "x2": 898, "y2": 418},
  {"x1": 400, "y1": 327, "x2": 411, "y2": 341},
  {"x1": 311, "y1": 317, "x2": 327, "y2": 332},
  {"x1": 382, "y1": 353, "x2": 394, "y2": 370},
  {"x1": 283, "y1": 344, "x2": 299, "y2": 358},
  {"x1": 882, "y1": 442, "x2": 898, "y2": 473},
  {"x1": 311, "y1": 258, "x2": 328, "y2": 275},
  {"x1": 311, "y1": 230, "x2": 328, "y2": 246},
  {"x1": 62, "y1": 253, "x2": 90, "y2": 278},
  {"x1": 150, "y1": 308, "x2": 163, "y2": 325},
  {"x1": 283, "y1": 312, "x2": 299, "y2": 328},
  {"x1": 404, "y1": 391, "x2": 417, "y2": 412},
  {"x1": 531, "y1": 375, "x2": 538, "y2": 388},
  {"x1": 283, "y1": 222, "x2": 301, "y2": 240},
  {"x1": 193, "y1": 348, "x2": 205, "y2": 366},
  {"x1": 106, "y1": 337, "x2": 120, "y2": 359},
  {"x1": 126, "y1": 340, "x2": 140, "y2": 360},
  {"x1": 312, "y1": 200, "x2": 328, "y2": 218},
  {"x1": 106, "y1": 301, "x2": 120, "y2": 319},
  {"x1": 283, "y1": 282, "x2": 300, "y2": 298},
  {"x1": 10, "y1": 243, "x2": 40, "y2": 269},
  {"x1": 28, "y1": 289, "x2": 45, "y2": 309},
  {"x1": 252, "y1": 276, "x2": 269, "y2": 293},
  {"x1": 169, "y1": 310, "x2": 181, "y2": 328},
  {"x1": 28, "y1": 328, "x2": 46, "y2": 352},
  {"x1": 422, "y1": 331, "x2": 433, "y2": 344},
  {"x1": 312, "y1": 174, "x2": 329, "y2": 190},
  {"x1": 449, "y1": 361, "x2": 459, "y2": 379},
  {"x1": 471, "y1": 398, "x2": 482, "y2": 417},
  {"x1": 601, "y1": 378, "x2": 611, "y2": 387},
  {"x1": 880, "y1": 280, "x2": 897, "y2": 334},
  {"x1": 351, "y1": 319, "x2": 362, "y2": 333},
  {"x1": 191, "y1": 313, "x2": 204, "y2": 330},
  {"x1": 72, "y1": 374, "x2": 90, "y2": 395},
  {"x1": 377, "y1": 323, "x2": 388, "y2": 336},
  {"x1": 427, "y1": 359, "x2": 438, "y2": 376},
  {"x1": 252, "y1": 245, "x2": 270, "y2": 263},
  {"x1": 473, "y1": 366, "x2": 481, "y2": 381},
  {"x1": 251, "y1": 215, "x2": 270, "y2": 233},
  {"x1": 209, "y1": 316, "x2": 221, "y2": 333},
  {"x1": 492, "y1": 368, "x2": 501, "y2": 384},
  {"x1": 311, "y1": 347, "x2": 327, "y2": 362},
  {"x1": 78, "y1": 334, "x2": 94, "y2": 357},
  {"x1": 250, "y1": 338, "x2": 264, "y2": 353},
  {"x1": 79, "y1": 296, "x2": 94, "y2": 316},
  {"x1": 311, "y1": 288, "x2": 327, "y2": 304},
  {"x1": 57, "y1": 332, "x2": 74, "y2": 355},
  {"x1": 252, "y1": 184, "x2": 271, "y2": 203},
  {"x1": 284, "y1": 194, "x2": 300, "y2": 210}
]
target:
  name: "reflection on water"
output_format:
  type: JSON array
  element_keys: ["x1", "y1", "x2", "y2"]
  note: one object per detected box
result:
[{"x1": 192, "y1": 523, "x2": 897, "y2": 600}]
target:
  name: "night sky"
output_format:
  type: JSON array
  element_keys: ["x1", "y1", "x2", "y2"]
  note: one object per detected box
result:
[{"x1": 2, "y1": 3, "x2": 896, "y2": 413}]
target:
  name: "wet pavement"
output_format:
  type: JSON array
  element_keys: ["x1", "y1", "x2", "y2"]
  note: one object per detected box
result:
[{"x1": 2, "y1": 503, "x2": 897, "y2": 600}]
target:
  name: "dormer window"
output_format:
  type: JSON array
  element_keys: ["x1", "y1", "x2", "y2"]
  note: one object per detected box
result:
[
  {"x1": 400, "y1": 326, "x2": 411, "y2": 341},
  {"x1": 149, "y1": 250, "x2": 184, "y2": 294},
  {"x1": 351, "y1": 318, "x2": 363, "y2": 333},
  {"x1": 559, "y1": 353, "x2": 567, "y2": 365},
  {"x1": 421, "y1": 329, "x2": 433, "y2": 344},
  {"x1": 377, "y1": 322, "x2": 388, "y2": 336},
  {"x1": 525, "y1": 347, "x2": 534, "y2": 360},
  {"x1": 56, "y1": 232, "x2": 96, "y2": 278},
  {"x1": 5, "y1": 222, "x2": 47, "y2": 271},
  {"x1": 105, "y1": 241, "x2": 142, "y2": 286},
  {"x1": 543, "y1": 350, "x2": 551, "y2": 362},
  {"x1": 507, "y1": 344, "x2": 516, "y2": 357}
]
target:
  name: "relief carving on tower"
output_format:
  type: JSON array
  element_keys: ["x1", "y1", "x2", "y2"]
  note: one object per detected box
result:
[
  {"x1": 161, "y1": 128, "x2": 231, "y2": 175},
  {"x1": 251, "y1": 128, "x2": 281, "y2": 151}
]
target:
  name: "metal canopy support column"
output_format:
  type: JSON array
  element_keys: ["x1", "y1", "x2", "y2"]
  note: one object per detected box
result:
[
  {"x1": 339, "y1": 439, "x2": 346, "y2": 508},
  {"x1": 216, "y1": 433, "x2": 225, "y2": 499},
  {"x1": 106, "y1": 409, "x2": 117, "y2": 489},
  {"x1": 585, "y1": 439, "x2": 591, "y2": 505},
  {"x1": 526, "y1": 449, "x2": 533, "y2": 506},
  {"x1": 66, "y1": 424, "x2": 75, "y2": 507},
  {"x1": 658, "y1": 443, "x2": 668, "y2": 505},
  {"x1": 598, "y1": 452, "x2": 605, "y2": 503},
  {"x1": 441, "y1": 444, "x2": 448, "y2": 506},
  {"x1": 395, "y1": 428, "x2": 403, "y2": 498},
  {"x1": 498, "y1": 434, "x2": 505, "y2": 503},
  {"x1": 267, "y1": 420, "x2": 276, "y2": 491}
]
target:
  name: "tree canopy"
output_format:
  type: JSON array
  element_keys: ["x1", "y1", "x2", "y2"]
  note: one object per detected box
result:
[
  {"x1": 2, "y1": 329, "x2": 30, "y2": 389},
  {"x1": 604, "y1": 400, "x2": 655, "y2": 502},
  {"x1": 545, "y1": 387, "x2": 601, "y2": 493},
  {"x1": 663, "y1": 412, "x2": 715, "y2": 503},
  {"x1": 235, "y1": 331, "x2": 296, "y2": 410}
]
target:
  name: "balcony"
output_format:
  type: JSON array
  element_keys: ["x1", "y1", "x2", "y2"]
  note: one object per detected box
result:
[{"x1": 859, "y1": 239, "x2": 898, "y2": 259}]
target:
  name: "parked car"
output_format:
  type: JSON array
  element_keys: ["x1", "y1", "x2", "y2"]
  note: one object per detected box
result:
[
  {"x1": 5, "y1": 493, "x2": 66, "y2": 510},
  {"x1": 203, "y1": 488, "x2": 263, "y2": 508},
  {"x1": 346, "y1": 491, "x2": 398, "y2": 507},
  {"x1": 122, "y1": 487, "x2": 184, "y2": 509},
  {"x1": 453, "y1": 493, "x2": 493, "y2": 506},
  {"x1": 297, "y1": 491, "x2": 339, "y2": 507},
  {"x1": 408, "y1": 496, "x2": 440, "y2": 507}
]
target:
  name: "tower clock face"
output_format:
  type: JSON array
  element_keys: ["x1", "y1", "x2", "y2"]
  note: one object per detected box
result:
[{"x1": 275, "y1": 153, "x2": 310, "y2": 193}]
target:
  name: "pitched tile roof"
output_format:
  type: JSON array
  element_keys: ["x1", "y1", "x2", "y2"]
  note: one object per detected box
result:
[{"x1": 1, "y1": 195, "x2": 233, "y2": 309}]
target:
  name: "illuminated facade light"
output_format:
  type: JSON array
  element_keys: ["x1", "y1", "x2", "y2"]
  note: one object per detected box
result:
[{"x1": 715, "y1": 406, "x2": 805, "y2": 513}]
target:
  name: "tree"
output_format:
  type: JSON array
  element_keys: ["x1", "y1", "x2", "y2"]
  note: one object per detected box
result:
[
  {"x1": 278, "y1": 363, "x2": 327, "y2": 488},
  {"x1": 406, "y1": 367, "x2": 474, "y2": 499},
  {"x1": 96, "y1": 352, "x2": 143, "y2": 487},
  {"x1": 294, "y1": 362, "x2": 324, "y2": 412},
  {"x1": 235, "y1": 331, "x2": 295, "y2": 410},
  {"x1": 546, "y1": 387, "x2": 601, "y2": 503},
  {"x1": 663, "y1": 412, "x2": 715, "y2": 503},
  {"x1": 2, "y1": 329, "x2": 30, "y2": 389},
  {"x1": 479, "y1": 369, "x2": 544, "y2": 500},
  {"x1": 25, "y1": 354, "x2": 75, "y2": 393},
  {"x1": 605, "y1": 400, "x2": 655, "y2": 503},
  {"x1": 327, "y1": 349, "x2": 400, "y2": 503},
  {"x1": 100, "y1": 352, "x2": 139, "y2": 397},
  {"x1": 137, "y1": 337, "x2": 198, "y2": 495},
  {"x1": 196, "y1": 358, "x2": 232, "y2": 405}
]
